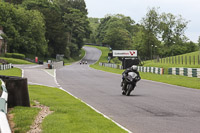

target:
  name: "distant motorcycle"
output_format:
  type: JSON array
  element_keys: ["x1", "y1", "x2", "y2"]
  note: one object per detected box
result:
[{"x1": 122, "y1": 72, "x2": 140, "y2": 96}]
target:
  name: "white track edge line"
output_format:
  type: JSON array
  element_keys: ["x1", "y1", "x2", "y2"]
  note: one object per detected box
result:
[{"x1": 54, "y1": 69, "x2": 132, "y2": 133}]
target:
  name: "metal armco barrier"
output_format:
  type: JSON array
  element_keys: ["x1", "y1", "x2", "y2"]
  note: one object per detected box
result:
[
  {"x1": 137, "y1": 66, "x2": 164, "y2": 75},
  {"x1": 0, "y1": 64, "x2": 12, "y2": 70},
  {"x1": 0, "y1": 79, "x2": 11, "y2": 133},
  {"x1": 99, "y1": 62, "x2": 123, "y2": 69},
  {"x1": 168, "y1": 68, "x2": 200, "y2": 78},
  {"x1": 99, "y1": 62, "x2": 164, "y2": 75}
]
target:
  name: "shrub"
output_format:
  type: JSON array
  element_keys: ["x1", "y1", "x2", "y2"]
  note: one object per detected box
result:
[
  {"x1": 12, "y1": 53, "x2": 25, "y2": 59},
  {"x1": 5, "y1": 53, "x2": 25, "y2": 59},
  {"x1": 5, "y1": 53, "x2": 12, "y2": 58}
]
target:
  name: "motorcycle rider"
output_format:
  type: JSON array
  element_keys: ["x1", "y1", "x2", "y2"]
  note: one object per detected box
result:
[{"x1": 121, "y1": 65, "x2": 141, "y2": 91}]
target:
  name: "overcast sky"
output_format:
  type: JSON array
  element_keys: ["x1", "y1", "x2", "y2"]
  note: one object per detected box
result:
[{"x1": 84, "y1": 0, "x2": 200, "y2": 43}]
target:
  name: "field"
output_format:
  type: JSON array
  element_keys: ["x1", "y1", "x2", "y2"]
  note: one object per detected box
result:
[
  {"x1": 143, "y1": 51, "x2": 200, "y2": 69},
  {"x1": 89, "y1": 45, "x2": 200, "y2": 89}
]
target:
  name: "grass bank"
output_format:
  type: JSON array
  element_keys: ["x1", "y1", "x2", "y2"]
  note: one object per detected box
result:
[
  {"x1": 10, "y1": 85, "x2": 127, "y2": 133},
  {"x1": 0, "y1": 67, "x2": 21, "y2": 77},
  {"x1": 89, "y1": 45, "x2": 200, "y2": 89},
  {"x1": 28, "y1": 85, "x2": 126, "y2": 133},
  {"x1": 4, "y1": 65, "x2": 126, "y2": 132},
  {"x1": 0, "y1": 57, "x2": 34, "y2": 64},
  {"x1": 143, "y1": 51, "x2": 200, "y2": 73}
]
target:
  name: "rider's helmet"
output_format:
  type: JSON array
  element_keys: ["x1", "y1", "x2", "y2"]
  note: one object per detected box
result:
[{"x1": 131, "y1": 65, "x2": 138, "y2": 71}]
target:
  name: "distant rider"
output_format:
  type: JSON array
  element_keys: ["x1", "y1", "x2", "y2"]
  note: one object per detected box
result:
[{"x1": 121, "y1": 65, "x2": 141, "y2": 90}]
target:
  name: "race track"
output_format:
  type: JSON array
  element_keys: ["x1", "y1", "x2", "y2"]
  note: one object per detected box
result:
[{"x1": 56, "y1": 46, "x2": 200, "y2": 133}]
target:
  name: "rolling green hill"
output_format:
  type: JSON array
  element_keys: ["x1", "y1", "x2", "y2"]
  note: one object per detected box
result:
[{"x1": 143, "y1": 51, "x2": 200, "y2": 69}]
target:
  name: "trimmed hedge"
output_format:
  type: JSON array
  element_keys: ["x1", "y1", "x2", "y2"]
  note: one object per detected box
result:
[{"x1": 5, "y1": 53, "x2": 25, "y2": 59}]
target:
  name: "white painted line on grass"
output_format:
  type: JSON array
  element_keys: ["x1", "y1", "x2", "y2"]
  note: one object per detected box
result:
[{"x1": 43, "y1": 69, "x2": 55, "y2": 78}]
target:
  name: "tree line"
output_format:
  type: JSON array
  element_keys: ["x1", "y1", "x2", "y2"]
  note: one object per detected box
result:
[
  {"x1": 87, "y1": 8, "x2": 199, "y2": 60},
  {"x1": 0, "y1": 0, "x2": 90, "y2": 58}
]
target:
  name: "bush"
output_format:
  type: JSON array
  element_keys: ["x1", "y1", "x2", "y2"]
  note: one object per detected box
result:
[
  {"x1": 5, "y1": 53, "x2": 12, "y2": 58},
  {"x1": 5, "y1": 53, "x2": 25, "y2": 59},
  {"x1": 12, "y1": 53, "x2": 25, "y2": 59}
]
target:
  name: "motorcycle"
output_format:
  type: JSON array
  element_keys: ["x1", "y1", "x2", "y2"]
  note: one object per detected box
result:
[{"x1": 121, "y1": 72, "x2": 140, "y2": 96}]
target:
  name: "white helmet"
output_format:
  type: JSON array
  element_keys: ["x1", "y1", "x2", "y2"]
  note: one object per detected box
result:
[{"x1": 131, "y1": 65, "x2": 137, "y2": 71}]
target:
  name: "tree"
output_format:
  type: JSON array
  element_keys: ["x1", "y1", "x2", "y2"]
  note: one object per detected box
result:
[
  {"x1": 160, "y1": 13, "x2": 189, "y2": 47},
  {"x1": 103, "y1": 27, "x2": 132, "y2": 50},
  {"x1": 0, "y1": 1, "x2": 47, "y2": 56},
  {"x1": 96, "y1": 14, "x2": 135, "y2": 49},
  {"x1": 22, "y1": 0, "x2": 68, "y2": 57},
  {"x1": 141, "y1": 7, "x2": 160, "y2": 58},
  {"x1": 63, "y1": 8, "x2": 90, "y2": 50},
  {"x1": 87, "y1": 17, "x2": 101, "y2": 44}
]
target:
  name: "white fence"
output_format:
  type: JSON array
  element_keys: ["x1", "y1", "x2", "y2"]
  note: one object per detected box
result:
[{"x1": 0, "y1": 64, "x2": 12, "y2": 70}]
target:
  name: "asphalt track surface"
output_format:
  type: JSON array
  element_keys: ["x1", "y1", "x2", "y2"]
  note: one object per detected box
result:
[
  {"x1": 56, "y1": 46, "x2": 200, "y2": 133},
  {"x1": 17, "y1": 46, "x2": 200, "y2": 133}
]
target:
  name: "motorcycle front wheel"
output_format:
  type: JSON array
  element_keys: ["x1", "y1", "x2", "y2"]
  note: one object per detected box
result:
[{"x1": 126, "y1": 84, "x2": 133, "y2": 96}]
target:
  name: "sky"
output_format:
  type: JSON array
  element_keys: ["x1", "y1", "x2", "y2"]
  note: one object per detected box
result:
[{"x1": 84, "y1": 0, "x2": 200, "y2": 43}]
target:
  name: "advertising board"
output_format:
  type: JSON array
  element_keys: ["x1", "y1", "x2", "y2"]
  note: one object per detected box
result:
[{"x1": 112, "y1": 50, "x2": 137, "y2": 57}]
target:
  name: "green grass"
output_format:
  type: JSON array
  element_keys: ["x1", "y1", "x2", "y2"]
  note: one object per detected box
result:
[
  {"x1": 5, "y1": 66, "x2": 126, "y2": 133},
  {"x1": 0, "y1": 57, "x2": 34, "y2": 64},
  {"x1": 144, "y1": 51, "x2": 200, "y2": 69},
  {"x1": 9, "y1": 85, "x2": 127, "y2": 133},
  {"x1": 28, "y1": 85, "x2": 127, "y2": 133},
  {"x1": 9, "y1": 106, "x2": 40, "y2": 133},
  {"x1": 88, "y1": 45, "x2": 200, "y2": 89},
  {"x1": 0, "y1": 68, "x2": 22, "y2": 77}
]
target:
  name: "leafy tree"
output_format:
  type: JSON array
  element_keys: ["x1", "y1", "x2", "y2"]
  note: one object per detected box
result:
[
  {"x1": 103, "y1": 27, "x2": 132, "y2": 50},
  {"x1": 4, "y1": 0, "x2": 23, "y2": 4},
  {"x1": 160, "y1": 13, "x2": 189, "y2": 47},
  {"x1": 23, "y1": 0, "x2": 90, "y2": 58},
  {"x1": 96, "y1": 14, "x2": 135, "y2": 49},
  {"x1": 87, "y1": 17, "x2": 101, "y2": 44},
  {"x1": 96, "y1": 16, "x2": 112, "y2": 44},
  {"x1": 22, "y1": 0, "x2": 68, "y2": 57},
  {"x1": 0, "y1": 1, "x2": 47, "y2": 56},
  {"x1": 55, "y1": 0, "x2": 87, "y2": 15},
  {"x1": 140, "y1": 7, "x2": 160, "y2": 58},
  {"x1": 63, "y1": 8, "x2": 90, "y2": 50}
]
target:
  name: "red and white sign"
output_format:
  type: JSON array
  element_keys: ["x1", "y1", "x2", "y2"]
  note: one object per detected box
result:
[{"x1": 113, "y1": 50, "x2": 137, "y2": 57}]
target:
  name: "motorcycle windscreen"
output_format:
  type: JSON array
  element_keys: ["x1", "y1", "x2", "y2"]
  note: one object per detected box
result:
[{"x1": 128, "y1": 72, "x2": 137, "y2": 79}]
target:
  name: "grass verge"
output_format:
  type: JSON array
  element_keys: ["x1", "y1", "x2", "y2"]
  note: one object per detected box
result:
[
  {"x1": 28, "y1": 85, "x2": 126, "y2": 133},
  {"x1": 9, "y1": 107, "x2": 40, "y2": 133},
  {"x1": 0, "y1": 68, "x2": 22, "y2": 77},
  {"x1": 89, "y1": 45, "x2": 200, "y2": 89},
  {"x1": 5, "y1": 67, "x2": 126, "y2": 132}
]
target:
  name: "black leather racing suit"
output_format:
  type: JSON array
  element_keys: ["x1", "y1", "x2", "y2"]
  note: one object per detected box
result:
[{"x1": 121, "y1": 67, "x2": 141, "y2": 90}]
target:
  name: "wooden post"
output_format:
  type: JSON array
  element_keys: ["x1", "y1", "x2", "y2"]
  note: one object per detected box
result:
[
  {"x1": 182, "y1": 56, "x2": 183, "y2": 64},
  {"x1": 0, "y1": 75, "x2": 30, "y2": 107},
  {"x1": 185, "y1": 56, "x2": 187, "y2": 65}
]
